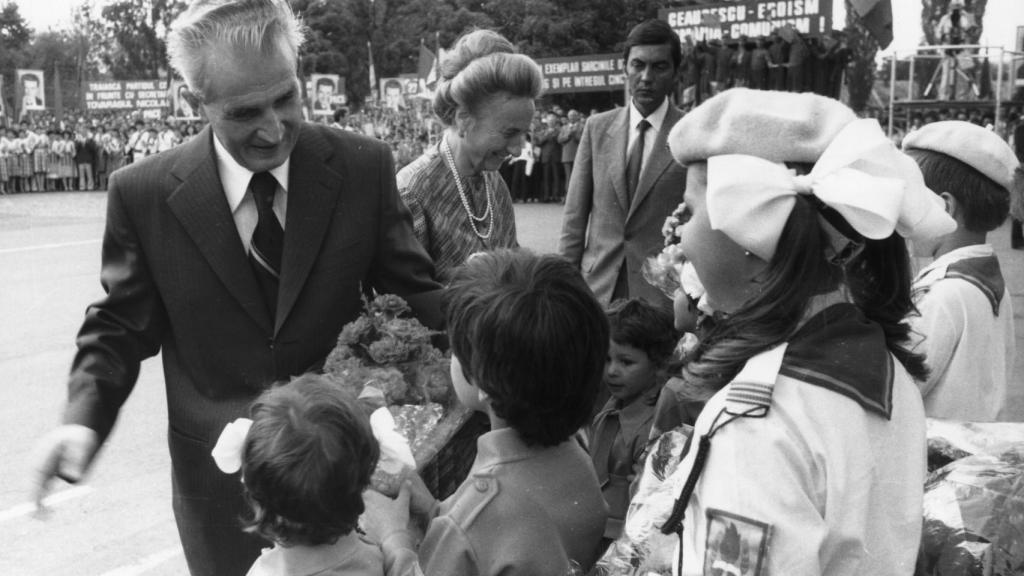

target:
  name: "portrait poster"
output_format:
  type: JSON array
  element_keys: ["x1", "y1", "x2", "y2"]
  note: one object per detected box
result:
[
  {"x1": 310, "y1": 73, "x2": 342, "y2": 116},
  {"x1": 379, "y1": 77, "x2": 417, "y2": 111},
  {"x1": 171, "y1": 80, "x2": 199, "y2": 120},
  {"x1": 17, "y1": 69, "x2": 45, "y2": 112}
]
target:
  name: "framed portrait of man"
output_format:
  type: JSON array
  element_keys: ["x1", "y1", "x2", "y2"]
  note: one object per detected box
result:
[
  {"x1": 380, "y1": 78, "x2": 407, "y2": 112},
  {"x1": 17, "y1": 69, "x2": 45, "y2": 111},
  {"x1": 311, "y1": 74, "x2": 341, "y2": 116},
  {"x1": 171, "y1": 80, "x2": 199, "y2": 120}
]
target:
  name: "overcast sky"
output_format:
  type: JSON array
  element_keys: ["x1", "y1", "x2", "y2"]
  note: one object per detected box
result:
[{"x1": 11, "y1": 0, "x2": 1024, "y2": 57}]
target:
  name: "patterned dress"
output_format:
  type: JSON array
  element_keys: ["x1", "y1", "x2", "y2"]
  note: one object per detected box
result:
[{"x1": 396, "y1": 144, "x2": 518, "y2": 283}]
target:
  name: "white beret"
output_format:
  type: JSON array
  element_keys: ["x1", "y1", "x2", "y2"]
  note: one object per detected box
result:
[
  {"x1": 668, "y1": 88, "x2": 858, "y2": 165},
  {"x1": 667, "y1": 88, "x2": 956, "y2": 243},
  {"x1": 902, "y1": 121, "x2": 1019, "y2": 193}
]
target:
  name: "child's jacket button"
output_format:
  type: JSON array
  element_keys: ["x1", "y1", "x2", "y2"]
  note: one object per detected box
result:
[{"x1": 474, "y1": 479, "x2": 489, "y2": 492}]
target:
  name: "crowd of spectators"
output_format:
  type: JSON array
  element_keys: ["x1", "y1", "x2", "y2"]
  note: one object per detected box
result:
[
  {"x1": 0, "y1": 108, "x2": 203, "y2": 194},
  {"x1": 3, "y1": 84, "x2": 1019, "y2": 197}
]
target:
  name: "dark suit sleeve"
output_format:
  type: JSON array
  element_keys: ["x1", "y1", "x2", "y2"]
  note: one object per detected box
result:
[
  {"x1": 558, "y1": 117, "x2": 595, "y2": 266},
  {"x1": 64, "y1": 172, "x2": 167, "y2": 442},
  {"x1": 367, "y1": 143, "x2": 444, "y2": 329}
]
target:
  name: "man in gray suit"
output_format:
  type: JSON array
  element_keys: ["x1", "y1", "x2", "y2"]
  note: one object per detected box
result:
[{"x1": 559, "y1": 19, "x2": 687, "y2": 307}]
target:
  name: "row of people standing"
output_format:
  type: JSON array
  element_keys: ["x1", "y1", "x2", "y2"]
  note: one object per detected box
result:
[
  {"x1": 0, "y1": 120, "x2": 204, "y2": 194},
  {"x1": 0, "y1": 127, "x2": 114, "y2": 194},
  {"x1": 680, "y1": 28, "x2": 851, "y2": 106}
]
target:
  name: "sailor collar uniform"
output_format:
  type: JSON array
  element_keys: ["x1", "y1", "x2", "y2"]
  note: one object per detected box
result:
[
  {"x1": 910, "y1": 244, "x2": 1015, "y2": 421},
  {"x1": 656, "y1": 304, "x2": 925, "y2": 576}
]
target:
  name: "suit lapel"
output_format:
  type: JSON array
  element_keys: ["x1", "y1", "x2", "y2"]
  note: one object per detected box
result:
[
  {"x1": 166, "y1": 128, "x2": 273, "y2": 333},
  {"x1": 627, "y1": 106, "x2": 681, "y2": 222},
  {"x1": 601, "y1": 109, "x2": 630, "y2": 214},
  {"x1": 276, "y1": 126, "x2": 343, "y2": 333}
]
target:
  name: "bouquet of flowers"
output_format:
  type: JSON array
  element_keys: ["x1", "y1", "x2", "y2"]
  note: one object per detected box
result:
[
  {"x1": 642, "y1": 201, "x2": 713, "y2": 359},
  {"x1": 324, "y1": 294, "x2": 472, "y2": 495}
]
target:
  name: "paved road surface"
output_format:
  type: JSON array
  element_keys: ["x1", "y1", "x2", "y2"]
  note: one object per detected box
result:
[{"x1": 1, "y1": 191, "x2": 1021, "y2": 575}]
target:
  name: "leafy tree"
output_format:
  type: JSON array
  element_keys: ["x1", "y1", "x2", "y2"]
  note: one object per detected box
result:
[
  {"x1": 99, "y1": 0, "x2": 187, "y2": 79},
  {"x1": 0, "y1": 2, "x2": 32, "y2": 116}
]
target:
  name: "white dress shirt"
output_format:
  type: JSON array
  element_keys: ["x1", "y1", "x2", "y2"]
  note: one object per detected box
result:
[
  {"x1": 627, "y1": 97, "x2": 670, "y2": 168},
  {"x1": 213, "y1": 135, "x2": 290, "y2": 252}
]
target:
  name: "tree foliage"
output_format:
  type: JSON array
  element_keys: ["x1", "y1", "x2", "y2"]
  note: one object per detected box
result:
[{"x1": 99, "y1": 0, "x2": 187, "y2": 79}]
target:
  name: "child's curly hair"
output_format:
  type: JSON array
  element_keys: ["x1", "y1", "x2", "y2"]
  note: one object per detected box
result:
[
  {"x1": 240, "y1": 374, "x2": 379, "y2": 546},
  {"x1": 606, "y1": 298, "x2": 679, "y2": 367}
]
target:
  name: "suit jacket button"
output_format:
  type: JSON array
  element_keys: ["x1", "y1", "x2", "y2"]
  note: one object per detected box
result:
[
  {"x1": 474, "y1": 478, "x2": 488, "y2": 492},
  {"x1": 267, "y1": 338, "x2": 275, "y2": 350}
]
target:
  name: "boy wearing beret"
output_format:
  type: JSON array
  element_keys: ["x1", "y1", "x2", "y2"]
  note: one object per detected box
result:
[{"x1": 903, "y1": 121, "x2": 1020, "y2": 421}]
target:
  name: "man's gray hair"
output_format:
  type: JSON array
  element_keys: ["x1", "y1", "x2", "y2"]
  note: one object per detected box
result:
[{"x1": 166, "y1": 0, "x2": 306, "y2": 102}]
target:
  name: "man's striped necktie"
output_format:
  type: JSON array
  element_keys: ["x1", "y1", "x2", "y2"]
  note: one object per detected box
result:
[{"x1": 248, "y1": 171, "x2": 283, "y2": 318}]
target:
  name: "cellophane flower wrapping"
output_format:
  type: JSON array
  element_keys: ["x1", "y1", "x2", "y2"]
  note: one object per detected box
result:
[
  {"x1": 917, "y1": 430, "x2": 1024, "y2": 576},
  {"x1": 594, "y1": 426, "x2": 695, "y2": 575},
  {"x1": 324, "y1": 294, "x2": 472, "y2": 495}
]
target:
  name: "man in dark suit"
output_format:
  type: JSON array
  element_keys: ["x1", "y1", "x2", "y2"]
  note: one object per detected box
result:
[
  {"x1": 30, "y1": 2, "x2": 441, "y2": 575},
  {"x1": 559, "y1": 19, "x2": 687, "y2": 308}
]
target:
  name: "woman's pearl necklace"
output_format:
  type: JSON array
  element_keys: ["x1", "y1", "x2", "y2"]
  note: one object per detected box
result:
[{"x1": 441, "y1": 134, "x2": 494, "y2": 240}]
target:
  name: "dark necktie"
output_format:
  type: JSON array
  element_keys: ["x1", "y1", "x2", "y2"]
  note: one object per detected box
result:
[
  {"x1": 248, "y1": 171, "x2": 282, "y2": 317},
  {"x1": 626, "y1": 119, "x2": 650, "y2": 205}
]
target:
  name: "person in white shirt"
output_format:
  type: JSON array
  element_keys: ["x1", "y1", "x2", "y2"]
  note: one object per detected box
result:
[
  {"x1": 903, "y1": 121, "x2": 1020, "y2": 421},
  {"x1": 624, "y1": 89, "x2": 956, "y2": 576}
]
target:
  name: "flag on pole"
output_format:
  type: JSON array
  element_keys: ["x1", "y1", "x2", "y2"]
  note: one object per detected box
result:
[
  {"x1": 418, "y1": 40, "x2": 436, "y2": 82},
  {"x1": 850, "y1": 0, "x2": 893, "y2": 49},
  {"x1": 53, "y1": 63, "x2": 64, "y2": 123},
  {"x1": 367, "y1": 40, "x2": 377, "y2": 102}
]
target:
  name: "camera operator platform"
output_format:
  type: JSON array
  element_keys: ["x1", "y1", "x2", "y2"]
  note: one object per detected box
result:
[{"x1": 925, "y1": 0, "x2": 980, "y2": 100}]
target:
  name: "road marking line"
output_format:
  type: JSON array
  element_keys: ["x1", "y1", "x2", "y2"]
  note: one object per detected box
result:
[
  {"x1": 98, "y1": 547, "x2": 183, "y2": 576},
  {"x1": 0, "y1": 239, "x2": 100, "y2": 255},
  {"x1": 0, "y1": 485, "x2": 94, "y2": 522}
]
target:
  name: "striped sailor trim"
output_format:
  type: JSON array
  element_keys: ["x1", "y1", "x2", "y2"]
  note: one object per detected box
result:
[
  {"x1": 725, "y1": 382, "x2": 773, "y2": 409},
  {"x1": 945, "y1": 255, "x2": 1004, "y2": 316}
]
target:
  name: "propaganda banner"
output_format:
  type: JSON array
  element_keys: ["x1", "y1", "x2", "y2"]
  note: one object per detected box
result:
[
  {"x1": 536, "y1": 54, "x2": 624, "y2": 94},
  {"x1": 660, "y1": 0, "x2": 834, "y2": 42},
  {"x1": 84, "y1": 80, "x2": 170, "y2": 118}
]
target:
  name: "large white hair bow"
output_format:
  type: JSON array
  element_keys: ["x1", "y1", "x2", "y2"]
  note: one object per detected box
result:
[{"x1": 706, "y1": 119, "x2": 924, "y2": 262}]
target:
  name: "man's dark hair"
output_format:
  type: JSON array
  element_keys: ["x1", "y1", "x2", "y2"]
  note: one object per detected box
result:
[
  {"x1": 905, "y1": 148, "x2": 1009, "y2": 233},
  {"x1": 443, "y1": 249, "x2": 609, "y2": 447},
  {"x1": 623, "y1": 19, "x2": 682, "y2": 69},
  {"x1": 332, "y1": 106, "x2": 348, "y2": 123},
  {"x1": 316, "y1": 77, "x2": 334, "y2": 90}
]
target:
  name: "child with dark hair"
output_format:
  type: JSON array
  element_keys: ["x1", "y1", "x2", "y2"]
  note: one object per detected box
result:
[
  {"x1": 210, "y1": 373, "x2": 382, "y2": 576},
  {"x1": 590, "y1": 298, "x2": 677, "y2": 541},
  {"x1": 623, "y1": 89, "x2": 957, "y2": 575},
  {"x1": 902, "y1": 121, "x2": 1020, "y2": 421},
  {"x1": 362, "y1": 249, "x2": 609, "y2": 576}
]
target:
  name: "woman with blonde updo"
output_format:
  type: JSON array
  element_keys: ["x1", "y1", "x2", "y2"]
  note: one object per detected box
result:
[{"x1": 396, "y1": 29, "x2": 542, "y2": 283}]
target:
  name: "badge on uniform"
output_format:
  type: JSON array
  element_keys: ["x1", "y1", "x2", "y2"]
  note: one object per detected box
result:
[{"x1": 703, "y1": 508, "x2": 771, "y2": 576}]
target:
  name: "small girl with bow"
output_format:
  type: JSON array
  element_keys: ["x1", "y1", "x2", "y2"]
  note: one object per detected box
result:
[
  {"x1": 212, "y1": 374, "x2": 384, "y2": 576},
  {"x1": 611, "y1": 89, "x2": 956, "y2": 576}
]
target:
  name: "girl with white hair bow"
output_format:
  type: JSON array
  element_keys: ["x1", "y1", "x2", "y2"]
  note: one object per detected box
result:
[{"x1": 609, "y1": 89, "x2": 956, "y2": 576}]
